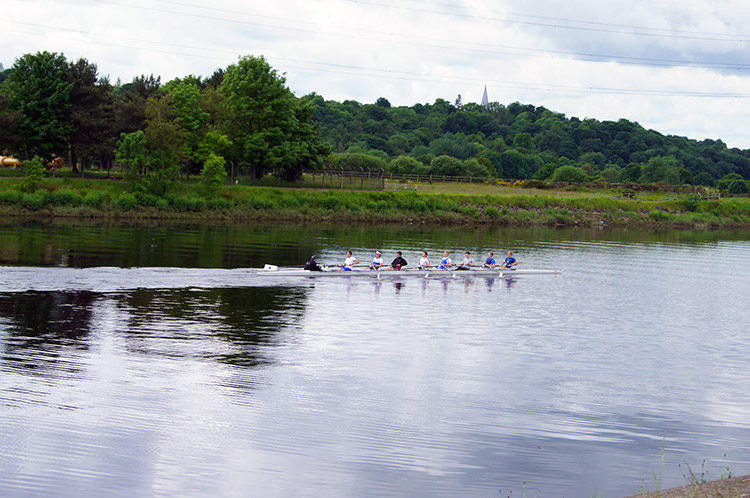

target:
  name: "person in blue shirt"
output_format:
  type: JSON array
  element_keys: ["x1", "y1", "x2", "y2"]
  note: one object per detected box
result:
[
  {"x1": 483, "y1": 252, "x2": 496, "y2": 268},
  {"x1": 500, "y1": 251, "x2": 518, "y2": 269},
  {"x1": 438, "y1": 250, "x2": 452, "y2": 269}
]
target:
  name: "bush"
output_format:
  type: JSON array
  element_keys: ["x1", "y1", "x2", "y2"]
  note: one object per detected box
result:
[
  {"x1": 114, "y1": 193, "x2": 138, "y2": 210},
  {"x1": 82, "y1": 191, "x2": 106, "y2": 208},
  {"x1": 49, "y1": 189, "x2": 82, "y2": 206},
  {"x1": 170, "y1": 195, "x2": 207, "y2": 211},
  {"x1": 207, "y1": 197, "x2": 232, "y2": 210},
  {"x1": 22, "y1": 156, "x2": 45, "y2": 192},
  {"x1": 682, "y1": 193, "x2": 701, "y2": 212},
  {"x1": 135, "y1": 192, "x2": 161, "y2": 207},
  {"x1": 727, "y1": 179, "x2": 749, "y2": 195},
  {"x1": 0, "y1": 190, "x2": 22, "y2": 204},
  {"x1": 22, "y1": 189, "x2": 48, "y2": 210},
  {"x1": 484, "y1": 206, "x2": 500, "y2": 219},
  {"x1": 551, "y1": 165, "x2": 588, "y2": 183},
  {"x1": 648, "y1": 209, "x2": 670, "y2": 221}
]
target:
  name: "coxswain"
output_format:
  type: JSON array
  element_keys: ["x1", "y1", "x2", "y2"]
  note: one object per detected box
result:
[
  {"x1": 500, "y1": 251, "x2": 518, "y2": 270},
  {"x1": 387, "y1": 251, "x2": 408, "y2": 271},
  {"x1": 304, "y1": 255, "x2": 324, "y2": 271}
]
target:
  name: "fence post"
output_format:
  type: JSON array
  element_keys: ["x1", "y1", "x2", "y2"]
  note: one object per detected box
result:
[
  {"x1": 360, "y1": 167, "x2": 365, "y2": 190},
  {"x1": 322, "y1": 169, "x2": 326, "y2": 188},
  {"x1": 340, "y1": 168, "x2": 344, "y2": 189}
]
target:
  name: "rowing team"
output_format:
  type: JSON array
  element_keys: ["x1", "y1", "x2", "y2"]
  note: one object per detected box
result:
[{"x1": 303, "y1": 250, "x2": 518, "y2": 272}]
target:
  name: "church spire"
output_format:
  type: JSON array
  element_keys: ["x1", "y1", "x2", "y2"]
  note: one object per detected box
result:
[{"x1": 481, "y1": 85, "x2": 489, "y2": 107}]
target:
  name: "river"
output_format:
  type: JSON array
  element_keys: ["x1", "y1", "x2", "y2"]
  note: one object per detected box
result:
[{"x1": 1, "y1": 221, "x2": 749, "y2": 497}]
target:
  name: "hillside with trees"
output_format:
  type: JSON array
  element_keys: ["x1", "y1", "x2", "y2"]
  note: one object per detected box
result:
[{"x1": 1, "y1": 51, "x2": 750, "y2": 195}]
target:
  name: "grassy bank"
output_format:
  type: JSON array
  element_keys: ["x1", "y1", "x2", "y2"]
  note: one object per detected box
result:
[{"x1": 1, "y1": 177, "x2": 749, "y2": 228}]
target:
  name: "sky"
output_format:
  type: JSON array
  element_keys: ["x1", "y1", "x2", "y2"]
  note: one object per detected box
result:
[{"x1": 3, "y1": 0, "x2": 750, "y2": 148}]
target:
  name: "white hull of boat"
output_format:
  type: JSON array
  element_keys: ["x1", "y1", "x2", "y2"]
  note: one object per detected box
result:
[{"x1": 256, "y1": 267, "x2": 562, "y2": 278}]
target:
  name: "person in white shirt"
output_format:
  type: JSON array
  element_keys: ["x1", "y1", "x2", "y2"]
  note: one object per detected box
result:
[
  {"x1": 370, "y1": 250, "x2": 384, "y2": 270},
  {"x1": 460, "y1": 251, "x2": 475, "y2": 268},
  {"x1": 418, "y1": 251, "x2": 430, "y2": 268},
  {"x1": 340, "y1": 251, "x2": 359, "y2": 271}
]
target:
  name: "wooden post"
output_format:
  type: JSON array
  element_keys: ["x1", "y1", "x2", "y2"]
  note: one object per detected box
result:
[{"x1": 340, "y1": 168, "x2": 344, "y2": 189}]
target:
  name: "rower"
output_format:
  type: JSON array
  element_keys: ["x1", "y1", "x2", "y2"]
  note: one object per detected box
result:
[
  {"x1": 418, "y1": 251, "x2": 430, "y2": 269},
  {"x1": 500, "y1": 251, "x2": 518, "y2": 270},
  {"x1": 387, "y1": 251, "x2": 408, "y2": 271},
  {"x1": 304, "y1": 255, "x2": 324, "y2": 271},
  {"x1": 438, "y1": 250, "x2": 452, "y2": 269},
  {"x1": 370, "y1": 250, "x2": 384, "y2": 270},
  {"x1": 483, "y1": 252, "x2": 496, "y2": 268},
  {"x1": 340, "y1": 250, "x2": 359, "y2": 271},
  {"x1": 459, "y1": 251, "x2": 475, "y2": 269}
]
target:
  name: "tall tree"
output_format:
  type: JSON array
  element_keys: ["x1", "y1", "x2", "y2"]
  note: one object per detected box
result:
[
  {"x1": 7, "y1": 51, "x2": 72, "y2": 160},
  {"x1": 221, "y1": 55, "x2": 326, "y2": 181},
  {"x1": 67, "y1": 58, "x2": 113, "y2": 172}
]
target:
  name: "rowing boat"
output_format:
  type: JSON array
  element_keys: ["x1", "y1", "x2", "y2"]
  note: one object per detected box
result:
[{"x1": 257, "y1": 265, "x2": 562, "y2": 278}]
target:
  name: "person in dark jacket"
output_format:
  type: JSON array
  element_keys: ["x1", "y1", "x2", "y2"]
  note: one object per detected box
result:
[
  {"x1": 387, "y1": 251, "x2": 408, "y2": 271},
  {"x1": 304, "y1": 255, "x2": 324, "y2": 271}
]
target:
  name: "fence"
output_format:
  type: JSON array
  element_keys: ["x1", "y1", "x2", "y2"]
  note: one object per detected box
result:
[{"x1": 611, "y1": 190, "x2": 720, "y2": 201}]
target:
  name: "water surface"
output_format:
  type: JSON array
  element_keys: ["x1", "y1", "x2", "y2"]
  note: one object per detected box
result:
[{"x1": 1, "y1": 221, "x2": 749, "y2": 497}]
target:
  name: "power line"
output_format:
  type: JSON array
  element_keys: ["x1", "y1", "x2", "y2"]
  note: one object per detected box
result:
[{"x1": 4, "y1": 21, "x2": 750, "y2": 99}]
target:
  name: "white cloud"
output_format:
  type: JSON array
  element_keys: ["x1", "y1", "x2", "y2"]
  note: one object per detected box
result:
[{"x1": 3, "y1": 0, "x2": 750, "y2": 147}]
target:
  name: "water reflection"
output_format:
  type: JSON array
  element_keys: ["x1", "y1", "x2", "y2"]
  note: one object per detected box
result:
[
  {"x1": 0, "y1": 291, "x2": 97, "y2": 378},
  {"x1": 0, "y1": 286, "x2": 309, "y2": 377}
]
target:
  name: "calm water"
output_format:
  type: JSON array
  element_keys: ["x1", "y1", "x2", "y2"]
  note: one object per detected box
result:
[{"x1": 1, "y1": 221, "x2": 750, "y2": 497}]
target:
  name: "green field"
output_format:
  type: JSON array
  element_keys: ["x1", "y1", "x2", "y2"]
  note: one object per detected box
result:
[{"x1": 0, "y1": 172, "x2": 749, "y2": 228}]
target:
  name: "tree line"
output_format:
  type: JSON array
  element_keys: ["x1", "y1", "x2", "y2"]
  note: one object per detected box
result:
[
  {"x1": 0, "y1": 52, "x2": 328, "y2": 195},
  {"x1": 2, "y1": 52, "x2": 750, "y2": 195}
]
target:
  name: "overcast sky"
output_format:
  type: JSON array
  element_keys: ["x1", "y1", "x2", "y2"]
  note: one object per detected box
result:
[{"x1": 3, "y1": 0, "x2": 750, "y2": 148}]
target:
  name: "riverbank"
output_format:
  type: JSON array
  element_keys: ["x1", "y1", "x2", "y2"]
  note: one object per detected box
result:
[
  {"x1": 1, "y1": 179, "x2": 749, "y2": 228},
  {"x1": 625, "y1": 474, "x2": 750, "y2": 497}
]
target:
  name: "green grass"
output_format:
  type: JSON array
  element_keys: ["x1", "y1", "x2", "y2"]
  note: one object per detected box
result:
[{"x1": 0, "y1": 175, "x2": 749, "y2": 228}]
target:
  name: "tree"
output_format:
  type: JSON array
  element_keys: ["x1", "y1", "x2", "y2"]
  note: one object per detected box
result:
[
  {"x1": 389, "y1": 155, "x2": 429, "y2": 176},
  {"x1": 21, "y1": 155, "x2": 44, "y2": 192},
  {"x1": 7, "y1": 51, "x2": 72, "y2": 160},
  {"x1": 693, "y1": 171, "x2": 715, "y2": 187},
  {"x1": 621, "y1": 162, "x2": 643, "y2": 182},
  {"x1": 171, "y1": 80, "x2": 208, "y2": 175},
  {"x1": 67, "y1": 58, "x2": 113, "y2": 173},
  {"x1": 200, "y1": 153, "x2": 228, "y2": 197},
  {"x1": 550, "y1": 165, "x2": 588, "y2": 183},
  {"x1": 115, "y1": 131, "x2": 148, "y2": 181},
  {"x1": 640, "y1": 156, "x2": 680, "y2": 184},
  {"x1": 221, "y1": 55, "x2": 298, "y2": 181},
  {"x1": 430, "y1": 155, "x2": 463, "y2": 176}
]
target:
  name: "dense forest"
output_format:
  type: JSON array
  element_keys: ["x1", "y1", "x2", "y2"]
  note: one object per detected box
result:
[{"x1": 2, "y1": 51, "x2": 750, "y2": 195}]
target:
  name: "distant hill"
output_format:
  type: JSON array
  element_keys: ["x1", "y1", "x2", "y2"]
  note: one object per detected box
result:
[{"x1": 307, "y1": 94, "x2": 750, "y2": 186}]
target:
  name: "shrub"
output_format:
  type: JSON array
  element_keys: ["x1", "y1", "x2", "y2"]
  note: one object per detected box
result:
[
  {"x1": 135, "y1": 192, "x2": 161, "y2": 207},
  {"x1": 207, "y1": 197, "x2": 232, "y2": 210},
  {"x1": 648, "y1": 209, "x2": 670, "y2": 221},
  {"x1": 484, "y1": 206, "x2": 500, "y2": 219},
  {"x1": 0, "y1": 190, "x2": 22, "y2": 204},
  {"x1": 682, "y1": 193, "x2": 701, "y2": 212},
  {"x1": 199, "y1": 153, "x2": 228, "y2": 198},
  {"x1": 170, "y1": 195, "x2": 207, "y2": 211},
  {"x1": 22, "y1": 156, "x2": 45, "y2": 192},
  {"x1": 82, "y1": 191, "x2": 106, "y2": 208},
  {"x1": 551, "y1": 165, "x2": 588, "y2": 183},
  {"x1": 727, "y1": 180, "x2": 749, "y2": 195},
  {"x1": 49, "y1": 189, "x2": 82, "y2": 206},
  {"x1": 22, "y1": 189, "x2": 48, "y2": 210},
  {"x1": 114, "y1": 193, "x2": 138, "y2": 210}
]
